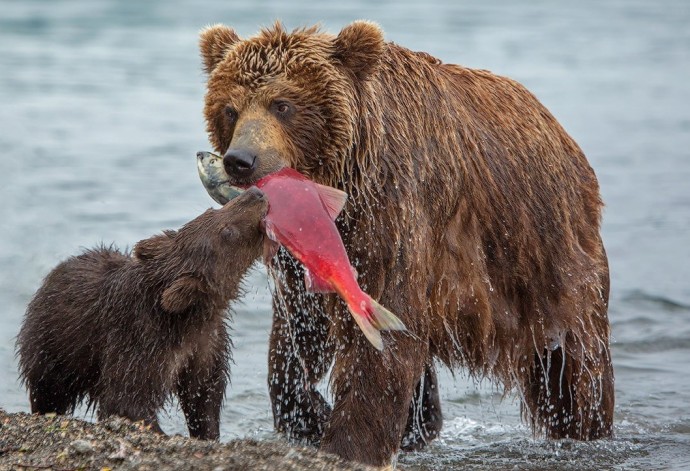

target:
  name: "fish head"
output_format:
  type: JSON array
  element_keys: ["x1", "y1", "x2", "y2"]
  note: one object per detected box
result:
[
  {"x1": 200, "y1": 22, "x2": 385, "y2": 187},
  {"x1": 196, "y1": 151, "x2": 227, "y2": 192},
  {"x1": 196, "y1": 151, "x2": 244, "y2": 205}
]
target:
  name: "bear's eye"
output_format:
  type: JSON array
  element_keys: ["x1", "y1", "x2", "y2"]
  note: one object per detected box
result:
[
  {"x1": 224, "y1": 106, "x2": 238, "y2": 124},
  {"x1": 271, "y1": 100, "x2": 294, "y2": 118}
]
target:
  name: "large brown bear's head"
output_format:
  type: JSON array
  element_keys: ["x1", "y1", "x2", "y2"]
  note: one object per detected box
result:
[{"x1": 200, "y1": 21, "x2": 384, "y2": 187}]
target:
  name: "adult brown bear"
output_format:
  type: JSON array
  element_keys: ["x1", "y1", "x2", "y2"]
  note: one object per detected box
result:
[{"x1": 199, "y1": 21, "x2": 614, "y2": 466}]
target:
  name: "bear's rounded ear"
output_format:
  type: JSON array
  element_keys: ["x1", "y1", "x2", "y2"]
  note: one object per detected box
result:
[
  {"x1": 199, "y1": 24, "x2": 241, "y2": 74},
  {"x1": 333, "y1": 20, "x2": 384, "y2": 80},
  {"x1": 161, "y1": 276, "x2": 206, "y2": 313},
  {"x1": 133, "y1": 231, "x2": 175, "y2": 261}
]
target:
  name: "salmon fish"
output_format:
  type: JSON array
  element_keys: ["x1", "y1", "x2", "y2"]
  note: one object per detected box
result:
[
  {"x1": 256, "y1": 167, "x2": 407, "y2": 350},
  {"x1": 196, "y1": 151, "x2": 243, "y2": 205}
]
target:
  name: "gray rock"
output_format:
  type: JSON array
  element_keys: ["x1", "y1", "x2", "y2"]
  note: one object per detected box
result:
[{"x1": 70, "y1": 439, "x2": 94, "y2": 454}]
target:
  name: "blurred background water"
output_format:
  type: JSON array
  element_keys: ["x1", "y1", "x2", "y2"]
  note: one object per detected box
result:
[{"x1": 1, "y1": 0, "x2": 689, "y2": 469}]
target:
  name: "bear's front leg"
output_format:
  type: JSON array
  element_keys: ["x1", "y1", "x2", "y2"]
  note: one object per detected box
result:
[
  {"x1": 268, "y1": 251, "x2": 334, "y2": 445},
  {"x1": 97, "y1": 388, "x2": 163, "y2": 434},
  {"x1": 177, "y1": 342, "x2": 229, "y2": 440},
  {"x1": 321, "y1": 333, "x2": 427, "y2": 466}
]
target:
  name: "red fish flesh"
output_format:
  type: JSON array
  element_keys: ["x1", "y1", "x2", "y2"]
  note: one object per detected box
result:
[{"x1": 255, "y1": 167, "x2": 406, "y2": 350}]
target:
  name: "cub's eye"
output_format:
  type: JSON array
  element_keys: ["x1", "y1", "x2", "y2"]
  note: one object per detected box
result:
[
  {"x1": 224, "y1": 106, "x2": 238, "y2": 123},
  {"x1": 271, "y1": 100, "x2": 294, "y2": 118},
  {"x1": 221, "y1": 226, "x2": 239, "y2": 240}
]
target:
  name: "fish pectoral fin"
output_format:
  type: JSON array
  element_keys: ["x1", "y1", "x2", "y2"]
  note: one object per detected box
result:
[
  {"x1": 262, "y1": 239, "x2": 280, "y2": 265},
  {"x1": 304, "y1": 268, "x2": 333, "y2": 293},
  {"x1": 315, "y1": 183, "x2": 348, "y2": 220}
]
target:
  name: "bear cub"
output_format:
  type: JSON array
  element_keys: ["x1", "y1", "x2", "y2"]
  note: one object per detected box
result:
[{"x1": 16, "y1": 187, "x2": 267, "y2": 440}]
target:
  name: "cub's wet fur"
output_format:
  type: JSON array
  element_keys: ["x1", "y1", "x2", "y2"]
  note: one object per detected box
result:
[{"x1": 16, "y1": 188, "x2": 267, "y2": 440}]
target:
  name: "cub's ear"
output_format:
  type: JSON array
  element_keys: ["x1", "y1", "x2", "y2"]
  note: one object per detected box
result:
[
  {"x1": 133, "y1": 230, "x2": 176, "y2": 260},
  {"x1": 333, "y1": 20, "x2": 384, "y2": 80},
  {"x1": 199, "y1": 24, "x2": 241, "y2": 74},
  {"x1": 161, "y1": 276, "x2": 207, "y2": 313}
]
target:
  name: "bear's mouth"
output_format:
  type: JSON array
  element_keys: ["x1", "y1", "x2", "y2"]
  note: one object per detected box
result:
[
  {"x1": 228, "y1": 166, "x2": 286, "y2": 188},
  {"x1": 228, "y1": 178, "x2": 253, "y2": 189}
]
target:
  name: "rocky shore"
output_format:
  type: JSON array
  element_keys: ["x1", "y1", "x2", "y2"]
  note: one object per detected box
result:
[{"x1": 0, "y1": 409, "x2": 374, "y2": 471}]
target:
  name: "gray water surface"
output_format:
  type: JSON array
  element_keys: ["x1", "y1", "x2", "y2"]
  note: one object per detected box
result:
[{"x1": 1, "y1": 1, "x2": 689, "y2": 470}]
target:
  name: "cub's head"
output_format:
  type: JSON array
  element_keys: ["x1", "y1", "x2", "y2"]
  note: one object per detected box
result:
[
  {"x1": 134, "y1": 187, "x2": 267, "y2": 313},
  {"x1": 200, "y1": 21, "x2": 384, "y2": 187}
]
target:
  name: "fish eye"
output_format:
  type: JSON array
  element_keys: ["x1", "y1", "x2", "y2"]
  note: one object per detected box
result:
[{"x1": 224, "y1": 105, "x2": 238, "y2": 123}]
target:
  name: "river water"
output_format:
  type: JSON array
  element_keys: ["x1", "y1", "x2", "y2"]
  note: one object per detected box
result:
[{"x1": 1, "y1": 1, "x2": 689, "y2": 469}]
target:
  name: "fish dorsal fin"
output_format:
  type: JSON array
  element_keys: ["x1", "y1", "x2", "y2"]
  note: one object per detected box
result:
[
  {"x1": 304, "y1": 267, "x2": 333, "y2": 293},
  {"x1": 315, "y1": 183, "x2": 348, "y2": 221}
]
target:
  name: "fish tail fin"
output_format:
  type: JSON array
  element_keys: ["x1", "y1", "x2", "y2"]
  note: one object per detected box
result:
[
  {"x1": 348, "y1": 297, "x2": 407, "y2": 351},
  {"x1": 368, "y1": 298, "x2": 407, "y2": 332},
  {"x1": 349, "y1": 308, "x2": 384, "y2": 351}
]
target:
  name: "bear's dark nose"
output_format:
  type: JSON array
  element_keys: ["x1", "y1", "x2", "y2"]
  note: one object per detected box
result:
[{"x1": 223, "y1": 149, "x2": 257, "y2": 178}]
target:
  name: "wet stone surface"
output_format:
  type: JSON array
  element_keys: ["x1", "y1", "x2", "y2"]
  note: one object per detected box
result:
[{"x1": 0, "y1": 409, "x2": 373, "y2": 471}]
